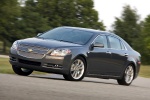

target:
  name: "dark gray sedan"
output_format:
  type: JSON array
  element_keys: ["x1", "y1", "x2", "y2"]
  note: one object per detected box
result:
[{"x1": 9, "y1": 26, "x2": 141, "y2": 86}]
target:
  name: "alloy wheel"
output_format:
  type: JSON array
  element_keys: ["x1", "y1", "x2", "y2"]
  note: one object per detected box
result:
[
  {"x1": 70, "y1": 59, "x2": 85, "y2": 80},
  {"x1": 124, "y1": 65, "x2": 134, "y2": 84}
]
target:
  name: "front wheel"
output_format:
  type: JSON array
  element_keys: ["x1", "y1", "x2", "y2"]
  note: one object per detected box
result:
[
  {"x1": 63, "y1": 57, "x2": 86, "y2": 81},
  {"x1": 117, "y1": 65, "x2": 134, "y2": 86},
  {"x1": 12, "y1": 65, "x2": 33, "y2": 76}
]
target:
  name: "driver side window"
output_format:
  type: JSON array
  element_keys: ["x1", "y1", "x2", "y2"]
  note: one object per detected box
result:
[{"x1": 94, "y1": 35, "x2": 108, "y2": 48}]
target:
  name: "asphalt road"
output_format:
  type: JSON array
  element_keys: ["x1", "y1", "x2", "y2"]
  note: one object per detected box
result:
[{"x1": 0, "y1": 74, "x2": 150, "y2": 100}]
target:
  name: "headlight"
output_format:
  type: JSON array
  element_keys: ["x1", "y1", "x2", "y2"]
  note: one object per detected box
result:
[
  {"x1": 50, "y1": 49, "x2": 71, "y2": 56},
  {"x1": 11, "y1": 41, "x2": 18, "y2": 50}
]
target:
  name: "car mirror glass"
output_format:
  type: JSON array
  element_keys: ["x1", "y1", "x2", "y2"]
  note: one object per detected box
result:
[
  {"x1": 93, "y1": 42, "x2": 104, "y2": 48},
  {"x1": 37, "y1": 33, "x2": 43, "y2": 36}
]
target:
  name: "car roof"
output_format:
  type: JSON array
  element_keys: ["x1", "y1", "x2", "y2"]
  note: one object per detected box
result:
[
  {"x1": 61, "y1": 26, "x2": 110, "y2": 35},
  {"x1": 61, "y1": 26, "x2": 133, "y2": 51},
  {"x1": 61, "y1": 26, "x2": 126, "y2": 39}
]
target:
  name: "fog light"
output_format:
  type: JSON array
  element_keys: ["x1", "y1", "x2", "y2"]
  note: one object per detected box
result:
[
  {"x1": 43, "y1": 63, "x2": 63, "y2": 69},
  {"x1": 10, "y1": 57, "x2": 17, "y2": 61}
]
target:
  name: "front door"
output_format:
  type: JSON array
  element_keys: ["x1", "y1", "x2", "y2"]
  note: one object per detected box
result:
[{"x1": 87, "y1": 35, "x2": 112, "y2": 75}]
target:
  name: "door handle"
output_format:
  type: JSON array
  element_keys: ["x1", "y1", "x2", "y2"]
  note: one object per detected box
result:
[
  {"x1": 124, "y1": 53, "x2": 128, "y2": 56},
  {"x1": 106, "y1": 51, "x2": 111, "y2": 54}
]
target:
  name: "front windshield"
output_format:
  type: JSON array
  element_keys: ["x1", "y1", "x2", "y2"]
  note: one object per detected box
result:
[{"x1": 38, "y1": 27, "x2": 94, "y2": 45}]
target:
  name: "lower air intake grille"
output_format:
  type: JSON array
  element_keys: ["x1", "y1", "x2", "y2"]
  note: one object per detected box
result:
[{"x1": 19, "y1": 59, "x2": 41, "y2": 66}]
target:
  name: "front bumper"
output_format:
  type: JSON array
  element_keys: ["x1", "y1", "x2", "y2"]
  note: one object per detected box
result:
[{"x1": 9, "y1": 49, "x2": 72, "y2": 75}]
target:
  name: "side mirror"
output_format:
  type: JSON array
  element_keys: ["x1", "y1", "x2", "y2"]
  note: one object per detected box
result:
[
  {"x1": 93, "y1": 42, "x2": 104, "y2": 48},
  {"x1": 37, "y1": 33, "x2": 43, "y2": 36}
]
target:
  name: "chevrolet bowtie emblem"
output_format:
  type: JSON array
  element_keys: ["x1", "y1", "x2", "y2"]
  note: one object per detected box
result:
[{"x1": 28, "y1": 48, "x2": 33, "y2": 52}]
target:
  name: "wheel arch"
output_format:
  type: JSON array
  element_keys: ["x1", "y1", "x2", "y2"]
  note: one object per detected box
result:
[
  {"x1": 128, "y1": 62, "x2": 136, "y2": 79},
  {"x1": 74, "y1": 54, "x2": 87, "y2": 67},
  {"x1": 64, "y1": 54, "x2": 87, "y2": 81},
  {"x1": 120, "y1": 56, "x2": 137, "y2": 79},
  {"x1": 123, "y1": 60, "x2": 137, "y2": 79}
]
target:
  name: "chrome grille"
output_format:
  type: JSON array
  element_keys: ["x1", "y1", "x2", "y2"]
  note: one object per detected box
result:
[{"x1": 18, "y1": 44, "x2": 49, "y2": 59}]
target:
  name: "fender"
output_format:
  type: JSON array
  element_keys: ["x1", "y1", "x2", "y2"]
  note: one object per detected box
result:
[{"x1": 120, "y1": 57, "x2": 137, "y2": 79}]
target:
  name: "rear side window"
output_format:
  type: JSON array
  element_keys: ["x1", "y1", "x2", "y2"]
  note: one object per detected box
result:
[
  {"x1": 120, "y1": 41, "x2": 126, "y2": 50},
  {"x1": 94, "y1": 35, "x2": 108, "y2": 48},
  {"x1": 108, "y1": 36, "x2": 121, "y2": 50}
]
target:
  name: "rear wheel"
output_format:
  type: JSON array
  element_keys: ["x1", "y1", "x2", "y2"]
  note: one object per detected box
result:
[
  {"x1": 12, "y1": 65, "x2": 33, "y2": 76},
  {"x1": 63, "y1": 57, "x2": 86, "y2": 81},
  {"x1": 117, "y1": 65, "x2": 134, "y2": 86}
]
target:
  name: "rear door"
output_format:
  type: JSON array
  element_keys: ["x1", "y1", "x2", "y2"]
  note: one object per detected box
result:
[{"x1": 107, "y1": 36, "x2": 128, "y2": 76}]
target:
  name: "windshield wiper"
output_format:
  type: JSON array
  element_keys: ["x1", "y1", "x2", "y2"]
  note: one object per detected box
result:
[
  {"x1": 59, "y1": 40, "x2": 70, "y2": 42},
  {"x1": 59, "y1": 40, "x2": 79, "y2": 44},
  {"x1": 36, "y1": 37, "x2": 58, "y2": 41}
]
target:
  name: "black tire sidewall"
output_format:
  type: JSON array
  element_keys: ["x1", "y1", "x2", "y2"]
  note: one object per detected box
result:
[
  {"x1": 118, "y1": 65, "x2": 134, "y2": 86},
  {"x1": 67, "y1": 57, "x2": 86, "y2": 81},
  {"x1": 12, "y1": 65, "x2": 33, "y2": 76}
]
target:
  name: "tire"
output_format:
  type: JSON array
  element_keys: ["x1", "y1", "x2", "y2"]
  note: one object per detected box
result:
[
  {"x1": 117, "y1": 65, "x2": 134, "y2": 86},
  {"x1": 63, "y1": 74, "x2": 70, "y2": 81},
  {"x1": 63, "y1": 57, "x2": 86, "y2": 81},
  {"x1": 12, "y1": 65, "x2": 33, "y2": 76}
]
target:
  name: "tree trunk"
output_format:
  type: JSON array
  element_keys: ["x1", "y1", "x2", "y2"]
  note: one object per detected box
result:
[{"x1": 3, "y1": 41, "x2": 6, "y2": 53}]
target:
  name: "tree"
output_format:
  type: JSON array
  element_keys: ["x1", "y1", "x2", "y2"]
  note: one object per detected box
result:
[
  {"x1": 138, "y1": 15, "x2": 150, "y2": 64},
  {"x1": 17, "y1": 0, "x2": 50, "y2": 38},
  {"x1": 0, "y1": 0, "x2": 105, "y2": 53},
  {"x1": 112, "y1": 5, "x2": 141, "y2": 47},
  {"x1": 18, "y1": 0, "x2": 105, "y2": 38},
  {"x1": 0, "y1": 0, "x2": 20, "y2": 53},
  {"x1": 37, "y1": 0, "x2": 105, "y2": 30}
]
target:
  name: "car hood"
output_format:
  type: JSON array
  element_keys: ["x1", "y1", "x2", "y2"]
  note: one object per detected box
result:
[{"x1": 18, "y1": 38, "x2": 82, "y2": 48}]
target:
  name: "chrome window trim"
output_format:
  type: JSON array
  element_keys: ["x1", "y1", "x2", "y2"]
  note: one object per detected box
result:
[
  {"x1": 120, "y1": 40, "x2": 128, "y2": 51},
  {"x1": 91, "y1": 34, "x2": 128, "y2": 51},
  {"x1": 91, "y1": 34, "x2": 108, "y2": 49}
]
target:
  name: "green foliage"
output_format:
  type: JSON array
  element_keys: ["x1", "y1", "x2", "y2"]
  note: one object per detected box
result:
[
  {"x1": 0, "y1": 0, "x2": 105, "y2": 53},
  {"x1": 0, "y1": 0, "x2": 20, "y2": 39},
  {"x1": 11, "y1": 0, "x2": 105, "y2": 41},
  {"x1": 0, "y1": 0, "x2": 20, "y2": 53},
  {"x1": 37, "y1": 0, "x2": 105, "y2": 30},
  {"x1": 16, "y1": 0, "x2": 50, "y2": 38},
  {"x1": 112, "y1": 5, "x2": 141, "y2": 47},
  {"x1": 138, "y1": 15, "x2": 150, "y2": 64}
]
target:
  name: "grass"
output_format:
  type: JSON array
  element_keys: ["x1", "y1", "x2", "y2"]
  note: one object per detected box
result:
[
  {"x1": 0, "y1": 57, "x2": 150, "y2": 78},
  {"x1": 0, "y1": 57, "x2": 14, "y2": 74},
  {"x1": 139, "y1": 65, "x2": 150, "y2": 78},
  {"x1": 0, "y1": 57, "x2": 45, "y2": 75}
]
